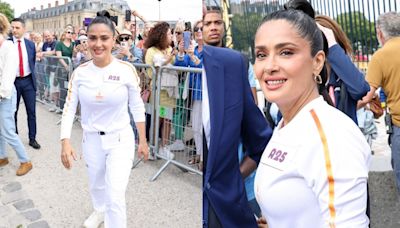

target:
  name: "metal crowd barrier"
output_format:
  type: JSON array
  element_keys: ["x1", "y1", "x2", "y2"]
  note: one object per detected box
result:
[
  {"x1": 150, "y1": 65, "x2": 203, "y2": 181},
  {"x1": 129, "y1": 63, "x2": 157, "y2": 168},
  {"x1": 35, "y1": 55, "x2": 73, "y2": 124},
  {"x1": 35, "y1": 58, "x2": 203, "y2": 180}
]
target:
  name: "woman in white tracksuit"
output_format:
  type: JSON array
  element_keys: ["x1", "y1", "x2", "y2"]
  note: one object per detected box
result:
[
  {"x1": 60, "y1": 10, "x2": 148, "y2": 228},
  {"x1": 253, "y1": 10, "x2": 370, "y2": 227}
]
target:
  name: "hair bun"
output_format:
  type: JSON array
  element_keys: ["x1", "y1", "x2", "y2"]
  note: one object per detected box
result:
[
  {"x1": 96, "y1": 10, "x2": 111, "y2": 19},
  {"x1": 284, "y1": 0, "x2": 315, "y2": 19}
]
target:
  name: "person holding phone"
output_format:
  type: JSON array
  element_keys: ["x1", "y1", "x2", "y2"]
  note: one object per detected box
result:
[
  {"x1": 73, "y1": 35, "x2": 91, "y2": 67},
  {"x1": 114, "y1": 29, "x2": 142, "y2": 63}
]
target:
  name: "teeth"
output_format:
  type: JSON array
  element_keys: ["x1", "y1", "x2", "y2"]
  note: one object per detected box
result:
[{"x1": 267, "y1": 80, "x2": 286, "y2": 85}]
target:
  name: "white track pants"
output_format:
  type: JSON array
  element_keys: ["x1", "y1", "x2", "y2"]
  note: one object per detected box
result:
[
  {"x1": 192, "y1": 100, "x2": 202, "y2": 157},
  {"x1": 82, "y1": 127, "x2": 135, "y2": 228}
]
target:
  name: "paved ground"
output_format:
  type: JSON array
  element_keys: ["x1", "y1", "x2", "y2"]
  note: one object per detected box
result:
[
  {"x1": 0, "y1": 101, "x2": 399, "y2": 228},
  {"x1": 0, "y1": 102, "x2": 201, "y2": 228},
  {"x1": 368, "y1": 116, "x2": 400, "y2": 228}
]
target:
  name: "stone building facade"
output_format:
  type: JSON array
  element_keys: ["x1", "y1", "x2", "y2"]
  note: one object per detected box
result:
[{"x1": 20, "y1": 0, "x2": 130, "y2": 36}]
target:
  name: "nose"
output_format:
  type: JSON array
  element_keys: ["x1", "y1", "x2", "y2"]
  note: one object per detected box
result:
[{"x1": 263, "y1": 55, "x2": 279, "y2": 75}]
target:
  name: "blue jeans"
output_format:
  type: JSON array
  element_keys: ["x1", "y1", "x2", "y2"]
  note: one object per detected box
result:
[
  {"x1": 391, "y1": 125, "x2": 400, "y2": 193},
  {"x1": 0, "y1": 87, "x2": 29, "y2": 163}
]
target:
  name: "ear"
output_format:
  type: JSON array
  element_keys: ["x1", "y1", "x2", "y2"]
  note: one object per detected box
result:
[
  {"x1": 312, "y1": 50, "x2": 325, "y2": 76},
  {"x1": 376, "y1": 28, "x2": 385, "y2": 46}
]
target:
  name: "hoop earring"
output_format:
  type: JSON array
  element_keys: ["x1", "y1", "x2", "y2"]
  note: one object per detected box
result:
[{"x1": 314, "y1": 74, "x2": 322, "y2": 84}]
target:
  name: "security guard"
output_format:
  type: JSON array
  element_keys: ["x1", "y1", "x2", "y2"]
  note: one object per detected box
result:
[{"x1": 60, "y1": 11, "x2": 148, "y2": 228}]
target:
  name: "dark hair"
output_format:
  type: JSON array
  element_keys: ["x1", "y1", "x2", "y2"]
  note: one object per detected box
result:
[
  {"x1": 261, "y1": 10, "x2": 322, "y2": 55},
  {"x1": 11, "y1": 18, "x2": 25, "y2": 26},
  {"x1": 284, "y1": 0, "x2": 315, "y2": 19},
  {"x1": 259, "y1": 9, "x2": 333, "y2": 106},
  {"x1": 204, "y1": 6, "x2": 223, "y2": 20},
  {"x1": 144, "y1": 21, "x2": 170, "y2": 50},
  {"x1": 87, "y1": 10, "x2": 116, "y2": 36}
]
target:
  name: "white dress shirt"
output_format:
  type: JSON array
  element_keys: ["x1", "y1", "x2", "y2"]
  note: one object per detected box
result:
[
  {"x1": 201, "y1": 67, "x2": 210, "y2": 148},
  {"x1": 60, "y1": 58, "x2": 145, "y2": 139},
  {"x1": 13, "y1": 37, "x2": 31, "y2": 77},
  {"x1": 0, "y1": 40, "x2": 18, "y2": 98}
]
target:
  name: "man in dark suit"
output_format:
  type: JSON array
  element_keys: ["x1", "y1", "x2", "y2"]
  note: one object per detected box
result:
[
  {"x1": 10, "y1": 18, "x2": 41, "y2": 149},
  {"x1": 202, "y1": 47, "x2": 272, "y2": 228},
  {"x1": 202, "y1": 7, "x2": 272, "y2": 227}
]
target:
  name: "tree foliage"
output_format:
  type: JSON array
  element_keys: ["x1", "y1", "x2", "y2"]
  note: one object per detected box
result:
[
  {"x1": 231, "y1": 12, "x2": 263, "y2": 61},
  {"x1": 0, "y1": 1, "x2": 14, "y2": 22},
  {"x1": 335, "y1": 11, "x2": 377, "y2": 54}
]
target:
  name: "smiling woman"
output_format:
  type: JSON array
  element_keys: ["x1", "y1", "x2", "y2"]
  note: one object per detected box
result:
[
  {"x1": 59, "y1": 10, "x2": 148, "y2": 228},
  {"x1": 253, "y1": 9, "x2": 371, "y2": 227}
]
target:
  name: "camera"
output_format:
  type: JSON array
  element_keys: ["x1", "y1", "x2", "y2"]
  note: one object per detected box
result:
[
  {"x1": 183, "y1": 31, "x2": 191, "y2": 50},
  {"x1": 385, "y1": 112, "x2": 393, "y2": 134},
  {"x1": 120, "y1": 41, "x2": 128, "y2": 47},
  {"x1": 110, "y1": 16, "x2": 118, "y2": 26},
  {"x1": 184, "y1": 22, "x2": 192, "y2": 31},
  {"x1": 125, "y1": 10, "x2": 131, "y2": 22}
]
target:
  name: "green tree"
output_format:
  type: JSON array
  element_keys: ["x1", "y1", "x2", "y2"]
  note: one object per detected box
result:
[
  {"x1": 231, "y1": 12, "x2": 263, "y2": 61},
  {"x1": 335, "y1": 11, "x2": 377, "y2": 54},
  {"x1": 0, "y1": 1, "x2": 14, "y2": 22}
]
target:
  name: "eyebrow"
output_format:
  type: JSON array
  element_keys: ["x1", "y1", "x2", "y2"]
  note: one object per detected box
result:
[
  {"x1": 203, "y1": 19, "x2": 223, "y2": 23},
  {"x1": 255, "y1": 42, "x2": 298, "y2": 50}
]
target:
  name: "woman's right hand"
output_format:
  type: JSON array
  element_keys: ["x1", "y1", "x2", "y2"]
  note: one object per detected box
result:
[
  {"x1": 317, "y1": 23, "x2": 337, "y2": 48},
  {"x1": 61, "y1": 139, "x2": 77, "y2": 169}
]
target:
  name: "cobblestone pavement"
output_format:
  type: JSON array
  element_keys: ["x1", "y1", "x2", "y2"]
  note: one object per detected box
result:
[{"x1": 0, "y1": 102, "x2": 201, "y2": 228}]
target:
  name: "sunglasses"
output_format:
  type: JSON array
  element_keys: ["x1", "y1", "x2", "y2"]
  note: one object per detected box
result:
[
  {"x1": 175, "y1": 32, "x2": 182, "y2": 35},
  {"x1": 118, "y1": 36, "x2": 131, "y2": 41},
  {"x1": 67, "y1": 31, "x2": 74, "y2": 34},
  {"x1": 194, "y1": 27, "x2": 202, "y2": 32}
]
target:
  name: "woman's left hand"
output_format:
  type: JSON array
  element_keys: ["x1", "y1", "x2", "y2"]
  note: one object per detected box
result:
[{"x1": 137, "y1": 141, "x2": 149, "y2": 161}]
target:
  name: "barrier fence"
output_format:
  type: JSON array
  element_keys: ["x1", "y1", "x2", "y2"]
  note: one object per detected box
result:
[
  {"x1": 35, "y1": 57, "x2": 203, "y2": 181},
  {"x1": 150, "y1": 65, "x2": 203, "y2": 181},
  {"x1": 35, "y1": 55, "x2": 73, "y2": 123},
  {"x1": 210, "y1": 0, "x2": 398, "y2": 72}
]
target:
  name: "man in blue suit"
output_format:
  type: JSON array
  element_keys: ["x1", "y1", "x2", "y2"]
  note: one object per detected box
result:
[
  {"x1": 10, "y1": 18, "x2": 41, "y2": 149},
  {"x1": 202, "y1": 7, "x2": 272, "y2": 228},
  {"x1": 202, "y1": 44, "x2": 272, "y2": 228}
]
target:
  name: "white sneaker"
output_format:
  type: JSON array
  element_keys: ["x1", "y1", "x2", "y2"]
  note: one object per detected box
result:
[
  {"x1": 48, "y1": 107, "x2": 56, "y2": 112},
  {"x1": 158, "y1": 147, "x2": 175, "y2": 160},
  {"x1": 168, "y1": 139, "x2": 185, "y2": 151},
  {"x1": 83, "y1": 210, "x2": 104, "y2": 228}
]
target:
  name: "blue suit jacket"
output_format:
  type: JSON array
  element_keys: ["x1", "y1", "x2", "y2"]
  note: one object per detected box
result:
[
  {"x1": 203, "y1": 45, "x2": 272, "y2": 227},
  {"x1": 9, "y1": 37, "x2": 37, "y2": 90}
]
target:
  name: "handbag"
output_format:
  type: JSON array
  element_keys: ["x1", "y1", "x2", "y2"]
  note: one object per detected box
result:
[{"x1": 369, "y1": 96, "x2": 384, "y2": 119}]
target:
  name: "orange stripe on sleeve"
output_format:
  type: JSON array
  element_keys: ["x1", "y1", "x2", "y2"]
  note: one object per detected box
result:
[{"x1": 310, "y1": 109, "x2": 336, "y2": 228}]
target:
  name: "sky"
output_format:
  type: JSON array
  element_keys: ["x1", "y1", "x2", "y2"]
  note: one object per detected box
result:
[{"x1": 3, "y1": 0, "x2": 202, "y2": 22}]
